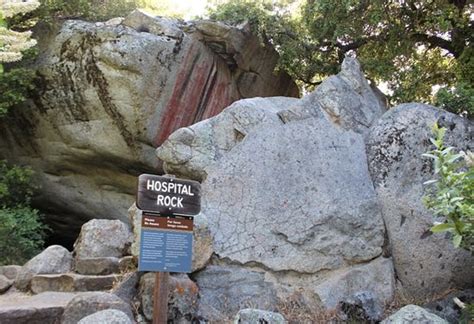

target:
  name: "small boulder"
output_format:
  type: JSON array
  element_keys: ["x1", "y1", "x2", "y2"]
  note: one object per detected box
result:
[
  {"x1": 0, "y1": 275, "x2": 12, "y2": 294},
  {"x1": 314, "y1": 257, "x2": 395, "y2": 316},
  {"x1": 194, "y1": 266, "x2": 279, "y2": 321},
  {"x1": 77, "y1": 309, "x2": 133, "y2": 324},
  {"x1": 234, "y1": 308, "x2": 287, "y2": 324},
  {"x1": 61, "y1": 292, "x2": 133, "y2": 324},
  {"x1": 74, "y1": 219, "x2": 133, "y2": 259},
  {"x1": 0, "y1": 265, "x2": 21, "y2": 281},
  {"x1": 15, "y1": 245, "x2": 72, "y2": 291},
  {"x1": 381, "y1": 305, "x2": 448, "y2": 323}
]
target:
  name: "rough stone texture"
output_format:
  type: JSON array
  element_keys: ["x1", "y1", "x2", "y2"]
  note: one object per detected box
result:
[
  {"x1": 127, "y1": 203, "x2": 142, "y2": 258},
  {"x1": 74, "y1": 257, "x2": 120, "y2": 275},
  {"x1": 157, "y1": 57, "x2": 395, "y2": 317},
  {"x1": 283, "y1": 57, "x2": 387, "y2": 135},
  {"x1": 0, "y1": 10, "x2": 298, "y2": 243},
  {"x1": 192, "y1": 213, "x2": 214, "y2": 271},
  {"x1": 74, "y1": 219, "x2": 132, "y2": 259},
  {"x1": 194, "y1": 266, "x2": 279, "y2": 322},
  {"x1": 198, "y1": 113, "x2": 384, "y2": 273},
  {"x1": 0, "y1": 291, "x2": 77, "y2": 324},
  {"x1": 366, "y1": 104, "x2": 474, "y2": 299},
  {"x1": 381, "y1": 305, "x2": 449, "y2": 324},
  {"x1": 15, "y1": 245, "x2": 72, "y2": 291},
  {"x1": 0, "y1": 265, "x2": 21, "y2": 281},
  {"x1": 77, "y1": 309, "x2": 133, "y2": 324},
  {"x1": 234, "y1": 308, "x2": 287, "y2": 324},
  {"x1": 0, "y1": 275, "x2": 12, "y2": 294},
  {"x1": 61, "y1": 292, "x2": 133, "y2": 324},
  {"x1": 111, "y1": 271, "x2": 140, "y2": 304},
  {"x1": 157, "y1": 59, "x2": 385, "y2": 274},
  {"x1": 30, "y1": 273, "x2": 119, "y2": 294},
  {"x1": 139, "y1": 273, "x2": 199, "y2": 322},
  {"x1": 157, "y1": 96, "x2": 300, "y2": 181},
  {"x1": 314, "y1": 257, "x2": 394, "y2": 316}
]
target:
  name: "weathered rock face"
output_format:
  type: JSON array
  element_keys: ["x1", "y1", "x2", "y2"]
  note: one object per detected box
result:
[
  {"x1": 366, "y1": 103, "x2": 474, "y2": 299},
  {"x1": 0, "y1": 10, "x2": 298, "y2": 243},
  {"x1": 158, "y1": 57, "x2": 394, "y2": 320}
]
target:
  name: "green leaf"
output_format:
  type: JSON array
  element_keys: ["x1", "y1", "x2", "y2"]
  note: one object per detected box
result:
[
  {"x1": 453, "y1": 234, "x2": 462, "y2": 248},
  {"x1": 431, "y1": 223, "x2": 454, "y2": 233}
]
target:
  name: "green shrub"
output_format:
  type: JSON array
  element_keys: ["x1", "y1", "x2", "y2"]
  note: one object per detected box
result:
[
  {"x1": 422, "y1": 123, "x2": 474, "y2": 252},
  {"x1": 435, "y1": 82, "x2": 474, "y2": 119},
  {"x1": 0, "y1": 206, "x2": 48, "y2": 265},
  {"x1": 0, "y1": 161, "x2": 48, "y2": 265}
]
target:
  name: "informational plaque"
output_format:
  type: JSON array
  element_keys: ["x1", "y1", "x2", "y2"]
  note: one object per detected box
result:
[{"x1": 138, "y1": 213, "x2": 194, "y2": 273}]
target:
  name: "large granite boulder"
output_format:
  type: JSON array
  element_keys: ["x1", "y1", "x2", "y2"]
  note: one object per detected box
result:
[
  {"x1": 0, "y1": 10, "x2": 298, "y2": 243},
  {"x1": 158, "y1": 58, "x2": 394, "y2": 321},
  {"x1": 366, "y1": 103, "x2": 474, "y2": 299},
  {"x1": 73, "y1": 219, "x2": 132, "y2": 259},
  {"x1": 15, "y1": 245, "x2": 73, "y2": 291}
]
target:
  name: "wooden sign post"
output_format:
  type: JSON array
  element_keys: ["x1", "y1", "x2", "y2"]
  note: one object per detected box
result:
[{"x1": 136, "y1": 174, "x2": 201, "y2": 324}]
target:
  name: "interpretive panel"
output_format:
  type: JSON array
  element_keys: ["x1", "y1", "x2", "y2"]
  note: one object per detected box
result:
[{"x1": 138, "y1": 213, "x2": 194, "y2": 273}]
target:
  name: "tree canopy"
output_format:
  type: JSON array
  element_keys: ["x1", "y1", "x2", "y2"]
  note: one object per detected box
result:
[{"x1": 208, "y1": 0, "x2": 473, "y2": 115}]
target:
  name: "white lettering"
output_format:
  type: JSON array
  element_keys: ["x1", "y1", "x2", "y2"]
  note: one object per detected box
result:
[
  {"x1": 157, "y1": 195, "x2": 164, "y2": 205},
  {"x1": 147, "y1": 180, "x2": 154, "y2": 191}
]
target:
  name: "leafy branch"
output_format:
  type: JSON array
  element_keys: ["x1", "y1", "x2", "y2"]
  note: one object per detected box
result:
[{"x1": 422, "y1": 123, "x2": 474, "y2": 251}]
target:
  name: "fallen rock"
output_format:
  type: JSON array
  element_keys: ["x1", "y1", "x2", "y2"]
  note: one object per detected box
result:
[
  {"x1": 74, "y1": 219, "x2": 132, "y2": 259},
  {"x1": 234, "y1": 308, "x2": 287, "y2": 324},
  {"x1": 74, "y1": 257, "x2": 120, "y2": 275},
  {"x1": 61, "y1": 292, "x2": 133, "y2": 324},
  {"x1": 0, "y1": 10, "x2": 297, "y2": 243},
  {"x1": 15, "y1": 245, "x2": 72, "y2": 291},
  {"x1": 139, "y1": 273, "x2": 199, "y2": 322},
  {"x1": 30, "y1": 273, "x2": 119, "y2": 294},
  {"x1": 314, "y1": 257, "x2": 395, "y2": 319},
  {"x1": 0, "y1": 265, "x2": 21, "y2": 281},
  {"x1": 366, "y1": 103, "x2": 474, "y2": 299},
  {"x1": 77, "y1": 309, "x2": 132, "y2": 324},
  {"x1": 381, "y1": 304, "x2": 449, "y2": 324},
  {"x1": 0, "y1": 275, "x2": 12, "y2": 294},
  {"x1": 0, "y1": 291, "x2": 77, "y2": 324},
  {"x1": 194, "y1": 266, "x2": 279, "y2": 321}
]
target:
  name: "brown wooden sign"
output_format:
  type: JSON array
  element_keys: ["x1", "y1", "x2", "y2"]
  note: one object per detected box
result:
[{"x1": 137, "y1": 174, "x2": 201, "y2": 216}]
